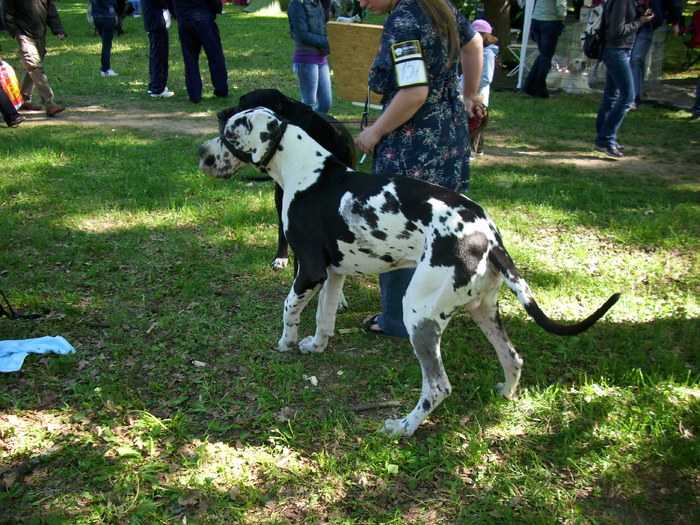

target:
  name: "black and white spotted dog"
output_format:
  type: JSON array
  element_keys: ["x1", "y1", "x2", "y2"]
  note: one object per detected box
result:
[
  {"x1": 212, "y1": 89, "x2": 357, "y2": 271},
  {"x1": 198, "y1": 107, "x2": 620, "y2": 437}
]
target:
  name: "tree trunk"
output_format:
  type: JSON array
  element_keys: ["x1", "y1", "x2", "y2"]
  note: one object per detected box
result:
[{"x1": 485, "y1": 0, "x2": 512, "y2": 49}]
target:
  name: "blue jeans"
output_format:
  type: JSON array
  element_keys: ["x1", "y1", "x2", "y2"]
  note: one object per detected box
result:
[
  {"x1": 376, "y1": 268, "x2": 413, "y2": 338},
  {"x1": 630, "y1": 24, "x2": 655, "y2": 104},
  {"x1": 292, "y1": 61, "x2": 332, "y2": 114},
  {"x1": 596, "y1": 48, "x2": 634, "y2": 149},
  {"x1": 522, "y1": 19, "x2": 564, "y2": 97},
  {"x1": 93, "y1": 16, "x2": 116, "y2": 73}
]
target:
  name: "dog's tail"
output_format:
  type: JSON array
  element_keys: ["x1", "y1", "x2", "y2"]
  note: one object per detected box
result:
[{"x1": 488, "y1": 246, "x2": 620, "y2": 336}]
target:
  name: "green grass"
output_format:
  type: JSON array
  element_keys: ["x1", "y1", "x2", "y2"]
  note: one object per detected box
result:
[{"x1": 0, "y1": 3, "x2": 698, "y2": 523}]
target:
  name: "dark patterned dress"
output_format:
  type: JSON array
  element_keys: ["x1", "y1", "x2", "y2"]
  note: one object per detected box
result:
[{"x1": 368, "y1": 0, "x2": 475, "y2": 192}]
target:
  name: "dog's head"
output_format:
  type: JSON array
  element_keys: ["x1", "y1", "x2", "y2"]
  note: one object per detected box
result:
[{"x1": 199, "y1": 107, "x2": 287, "y2": 178}]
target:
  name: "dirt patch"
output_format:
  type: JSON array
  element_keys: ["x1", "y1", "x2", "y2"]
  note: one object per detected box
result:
[
  {"x1": 15, "y1": 103, "x2": 696, "y2": 179},
  {"x1": 18, "y1": 105, "x2": 218, "y2": 137}
]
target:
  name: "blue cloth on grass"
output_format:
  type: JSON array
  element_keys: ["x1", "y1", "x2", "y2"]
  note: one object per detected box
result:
[{"x1": 0, "y1": 336, "x2": 75, "y2": 372}]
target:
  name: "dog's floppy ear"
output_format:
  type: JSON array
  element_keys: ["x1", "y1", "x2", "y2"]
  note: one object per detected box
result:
[{"x1": 217, "y1": 106, "x2": 240, "y2": 134}]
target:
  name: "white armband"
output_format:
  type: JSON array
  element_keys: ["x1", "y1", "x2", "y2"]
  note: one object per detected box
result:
[{"x1": 391, "y1": 40, "x2": 428, "y2": 88}]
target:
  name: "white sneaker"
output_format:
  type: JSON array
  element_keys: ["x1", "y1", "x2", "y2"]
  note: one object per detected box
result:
[
  {"x1": 100, "y1": 69, "x2": 118, "y2": 76},
  {"x1": 151, "y1": 87, "x2": 174, "y2": 98}
]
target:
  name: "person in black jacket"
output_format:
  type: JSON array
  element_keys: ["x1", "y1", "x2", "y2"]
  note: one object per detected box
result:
[
  {"x1": 169, "y1": 0, "x2": 228, "y2": 103},
  {"x1": 2, "y1": 0, "x2": 67, "y2": 117},
  {"x1": 142, "y1": 0, "x2": 174, "y2": 97}
]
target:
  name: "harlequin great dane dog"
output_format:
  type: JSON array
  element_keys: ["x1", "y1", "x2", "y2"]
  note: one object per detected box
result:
[
  {"x1": 198, "y1": 107, "x2": 620, "y2": 437},
  {"x1": 212, "y1": 89, "x2": 357, "y2": 271}
]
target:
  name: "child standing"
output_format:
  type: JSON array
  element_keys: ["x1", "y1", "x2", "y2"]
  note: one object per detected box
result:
[{"x1": 470, "y1": 18, "x2": 498, "y2": 156}]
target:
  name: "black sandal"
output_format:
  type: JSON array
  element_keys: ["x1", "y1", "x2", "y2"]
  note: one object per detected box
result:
[{"x1": 363, "y1": 314, "x2": 387, "y2": 335}]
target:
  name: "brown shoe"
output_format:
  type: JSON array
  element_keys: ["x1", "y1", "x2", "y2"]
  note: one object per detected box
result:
[
  {"x1": 46, "y1": 105, "x2": 66, "y2": 117},
  {"x1": 19, "y1": 101, "x2": 43, "y2": 111}
]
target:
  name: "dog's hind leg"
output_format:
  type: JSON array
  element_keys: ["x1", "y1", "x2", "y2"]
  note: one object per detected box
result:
[
  {"x1": 467, "y1": 290, "x2": 523, "y2": 400},
  {"x1": 299, "y1": 271, "x2": 346, "y2": 354}
]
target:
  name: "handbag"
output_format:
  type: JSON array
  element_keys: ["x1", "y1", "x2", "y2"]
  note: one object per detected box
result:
[{"x1": 0, "y1": 60, "x2": 23, "y2": 110}]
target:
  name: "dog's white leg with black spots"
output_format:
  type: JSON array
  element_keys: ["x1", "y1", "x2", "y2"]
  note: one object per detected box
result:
[
  {"x1": 278, "y1": 285, "x2": 319, "y2": 352},
  {"x1": 467, "y1": 291, "x2": 523, "y2": 399},
  {"x1": 383, "y1": 316, "x2": 452, "y2": 437},
  {"x1": 382, "y1": 272, "x2": 455, "y2": 437},
  {"x1": 299, "y1": 272, "x2": 346, "y2": 354}
]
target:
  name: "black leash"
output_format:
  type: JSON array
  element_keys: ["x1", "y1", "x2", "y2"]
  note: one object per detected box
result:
[{"x1": 0, "y1": 288, "x2": 41, "y2": 320}]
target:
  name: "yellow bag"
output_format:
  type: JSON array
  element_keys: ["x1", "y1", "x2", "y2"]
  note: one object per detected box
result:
[{"x1": 0, "y1": 60, "x2": 23, "y2": 109}]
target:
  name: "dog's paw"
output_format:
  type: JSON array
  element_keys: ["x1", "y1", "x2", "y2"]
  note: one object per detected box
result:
[
  {"x1": 278, "y1": 337, "x2": 296, "y2": 352},
  {"x1": 495, "y1": 382, "x2": 521, "y2": 400},
  {"x1": 336, "y1": 293, "x2": 349, "y2": 314},
  {"x1": 299, "y1": 336, "x2": 325, "y2": 354},
  {"x1": 382, "y1": 418, "x2": 413, "y2": 437},
  {"x1": 271, "y1": 258, "x2": 289, "y2": 271}
]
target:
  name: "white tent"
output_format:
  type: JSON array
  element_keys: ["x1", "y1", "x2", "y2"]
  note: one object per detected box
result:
[{"x1": 517, "y1": 0, "x2": 535, "y2": 89}]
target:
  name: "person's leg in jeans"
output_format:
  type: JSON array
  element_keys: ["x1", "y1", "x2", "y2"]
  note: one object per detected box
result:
[
  {"x1": 630, "y1": 24, "x2": 654, "y2": 105},
  {"x1": 199, "y1": 17, "x2": 228, "y2": 97},
  {"x1": 522, "y1": 20, "x2": 543, "y2": 95},
  {"x1": 94, "y1": 16, "x2": 115, "y2": 73},
  {"x1": 375, "y1": 269, "x2": 413, "y2": 339},
  {"x1": 314, "y1": 63, "x2": 332, "y2": 114},
  {"x1": 533, "y1": 20, "x2": 563, "y2": 96},
  {"x1": 523, "y1": 20, "x2": 562, "y2": 97},
  {"x1": 596, "y1": 48, "x2": 634, "y2": 148},
  {"x1": 293, "y1": 61, "x2": 320, "y2": 111}
]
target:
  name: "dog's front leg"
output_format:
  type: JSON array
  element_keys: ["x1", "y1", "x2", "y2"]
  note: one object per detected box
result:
[
  {"x1": 278, "y1": 284, "x2": 319, "y2": 352},
  {"x1": 299, "y1": 271, "x2": 346, "y2": 354}
]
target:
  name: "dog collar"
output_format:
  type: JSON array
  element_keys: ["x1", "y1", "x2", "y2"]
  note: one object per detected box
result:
[
  {"x1": 258, "y1": 120, "x2": 288, "y2": 168},
  {"x1": 219, "y1": 120, "x2": 288, "y2": 169}
]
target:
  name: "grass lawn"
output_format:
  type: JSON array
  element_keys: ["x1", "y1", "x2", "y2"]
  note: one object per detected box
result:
[{"x1": 0, "y1": 3, "x2": 698, "y2": 523}]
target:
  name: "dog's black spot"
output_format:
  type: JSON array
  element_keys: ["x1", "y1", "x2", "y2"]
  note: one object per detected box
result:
[
  {"x1": 203, "y1": 155, "x2": 215, "y2": 167},
  {"x1": 380, "y1": 254, "x2": 394, "y2": 263},
  {"x1": 297, "y1": 134, "x2": 302, "y2": 140},
  {"x1": 422, "y1": 399, "x2": 431, "y2": 411},
  {"x1": 431, "y1": 231, "x2": 489, "y2": 290},
  {"x1": 278, "y1": 145, "x2": 284, "y2": 151},
  {"x1": 380, "y1": 191, "x2": 401, "y2": 214},
  {"x1": 359, "y1": 248, "x2": 372, "y2": 255},
  {"x1": 316, "y1": 151, "x2": 323, "y2": 157},
  {"x1": 232, "y1": 116, "x2": 252, "y2": 132},
  {"x1": 351, "y1": 201, "x2": 379, "y2": 229},
  {"x1": 371, "y1": 230, "x2": 387, "y2": 241},
  {"x1": 439, "y1": 215, "x2": 448, "y2": 223}
]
